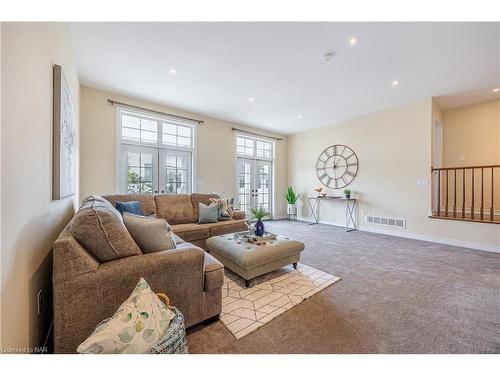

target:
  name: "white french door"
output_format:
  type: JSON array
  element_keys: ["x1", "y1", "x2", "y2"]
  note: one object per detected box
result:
[
  {"x1": 158, "y1": 149, "x2": 192, "y2": 194},
  {"x1": 120, "y1": 145, "x2": 158, "y2": 195},
  {"x1": 120, "y1": 144, "x2": 192, "y2": 194},
  {"x1": 236, "y1": 157, "x2": 273, "y2": 216}
]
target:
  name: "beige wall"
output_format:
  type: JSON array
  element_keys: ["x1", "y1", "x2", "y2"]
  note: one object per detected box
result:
[
  {"x1": 0, "y1": 21, "x2": 3, "y2": 348},
  {"x1": 80, "y1": 86, "x2": 288, "y2": 218},
  {"x1": 287, "y1": 99, "x2": 500, "y2": 251},
  {"x1": 443, "y1": 99, "x2": 500, "y2": 167},
  {"x1": 441, "y1": 99, "x2": 500, "y2": 210},
  {"x1": 1, "y1": 23, "x2": 80, "y2": 349}
]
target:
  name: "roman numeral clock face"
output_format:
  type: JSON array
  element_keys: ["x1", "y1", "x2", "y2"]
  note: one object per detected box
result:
[{"x1": 316, "y1": 145, "x2": 359, "y2": 189}]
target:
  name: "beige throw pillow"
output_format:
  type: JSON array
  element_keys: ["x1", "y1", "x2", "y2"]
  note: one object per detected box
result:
[
  {"x1": 70, "y1": 196, "x2": 141, "y2": 262},
  {"x1": 77, "y1": 278, "x2": 175, "y2": 354},
  {"x1": 123, "y1": 213, "x2": 178, "y2": 253}
]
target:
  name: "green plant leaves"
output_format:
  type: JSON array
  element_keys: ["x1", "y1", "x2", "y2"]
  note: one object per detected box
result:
[
  {"x1": 283, "y1": 186, "x2": 300, "y2": 204},
  {"x1": 250, "y1": 207, "x2": 271, "y2": 220}
]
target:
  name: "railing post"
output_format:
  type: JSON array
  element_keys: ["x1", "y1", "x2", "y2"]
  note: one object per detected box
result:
[
  {"x1": 471, "y1": 168, "x2": 475, "y2": 219},
  {"x1": 462, "y1": 169, "x2": 466, "y2": 219},
  {"x1": 453, "y1": 169, "x2": 457, "y2": 218},
  {"x1": 445, "y1": 170, "x2": 449, "y2": 217},
  {"x1": 437, "y1": 170, "x2": 441, "y2": 216},
  {"x1": 480, "y1": 168, "x2": 484, "y2": 220},
  {"x1": 491, "y1": 167, "x2": 494, "y2": 222}
]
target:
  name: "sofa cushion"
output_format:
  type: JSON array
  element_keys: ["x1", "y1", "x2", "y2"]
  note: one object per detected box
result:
[
  {"x1": 198, "y1": 202, "x2": 218, "y2": 224},
  {"x1": 155, "y1": 195, "x2": 196, "y2": 224},
  {"x1": 116, "y1": 201, "x2": 143, "y2": 216},
  {"x1": 207, "y1": 219, "x2": 248, "y2": 237},
  {"x1": 70, "y1": 196, "x2": 142, "y2": 262},
  {"x1": 171, "y1": 223, "x2": 210, "y2": 242},
  {"x1": 231, "y1": 211, "x2": 246, "y2": 220},
  {"x1": 190, "y1": 193, "x2": 218, "y2": 221},
  {"x1": 203, "y1": 253, "x2": 224, "y2": 292},
  {"x1": 103, "y1": 195, "x2": 157, "y2": 217},
  {"x1": 123, "y1": 213, "x2": 177, "y2": 253},
  {"x1": 77, "y1": 278, "x2": 175, "y2": 354}
]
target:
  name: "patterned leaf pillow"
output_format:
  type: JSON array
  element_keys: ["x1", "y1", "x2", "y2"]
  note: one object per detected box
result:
[{"x1": 77, "y1": 278, "x2": 175, "y2": 354}]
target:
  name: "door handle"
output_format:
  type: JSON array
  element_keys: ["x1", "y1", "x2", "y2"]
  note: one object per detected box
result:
[
  {"x1": 154, "y1": 190, "x2": 158, "y2": 194},
  {"x1": 161, "y1": 190, "x2": 165, "y2": 194}
]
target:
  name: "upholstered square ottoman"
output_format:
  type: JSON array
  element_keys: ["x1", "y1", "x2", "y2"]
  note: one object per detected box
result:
[{"x1": 205, "y1": 233, "x2": 305, "y2": 287}]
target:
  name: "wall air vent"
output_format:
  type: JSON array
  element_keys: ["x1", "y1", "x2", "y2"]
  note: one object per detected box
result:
[{"x1": 366, "y1": 215, "x2": 406, "y2": 229}]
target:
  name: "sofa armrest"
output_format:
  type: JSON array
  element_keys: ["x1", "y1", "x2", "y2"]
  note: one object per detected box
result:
[
  {"x1": 232, "y1": 210, "x2": 246, "y2": 220},
  {"x1": 53, "y1": 245, "x2": 205, "y2": 353}
]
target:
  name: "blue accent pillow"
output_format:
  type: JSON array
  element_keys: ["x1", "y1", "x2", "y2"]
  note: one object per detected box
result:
[{"x1": 115, "y1": 201, "x2": 143, "y2": 216}]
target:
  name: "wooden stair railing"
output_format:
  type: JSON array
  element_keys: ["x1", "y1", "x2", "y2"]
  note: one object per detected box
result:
[{"x1": 431, "y1": 164, "x2": 500, "y2": 224}]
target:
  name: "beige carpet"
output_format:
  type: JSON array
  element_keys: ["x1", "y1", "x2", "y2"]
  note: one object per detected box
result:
[{"x1": 220, "y1": 264, "x2": 341, "y2": 339}]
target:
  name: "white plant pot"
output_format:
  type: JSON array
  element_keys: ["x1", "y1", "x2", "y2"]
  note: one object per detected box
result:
[{"x1": 287, "y1": 203, "x2": 297, "y2": 215}]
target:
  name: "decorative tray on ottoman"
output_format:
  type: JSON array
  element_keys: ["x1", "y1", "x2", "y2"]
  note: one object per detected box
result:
[{"x1": 233, "y1": 231, "x2": 277, "y2": 242}]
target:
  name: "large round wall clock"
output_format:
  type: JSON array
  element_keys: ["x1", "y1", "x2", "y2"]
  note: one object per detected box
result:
[{"x1": 316, "y1": 144, "x2": 359, "y2": 189}]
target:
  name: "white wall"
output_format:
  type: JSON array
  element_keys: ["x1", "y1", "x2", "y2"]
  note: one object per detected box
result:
[
  {"x1": 1, "y1": 23, "x2": 80, "y2": 350},
  {"x1": 79, "y1": 86, "x2": 288, "y2": 218},
  {"x1": 288, "y1": 99, "x2": 500, "y2": 252}
]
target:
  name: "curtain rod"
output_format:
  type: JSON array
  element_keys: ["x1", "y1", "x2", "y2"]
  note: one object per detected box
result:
[
  {"x1": 107, "y1": 99, "x2": 204, "y2": 124},
  {"x1": 231, "y1": 127, "x2": 283, "y2": 141}
]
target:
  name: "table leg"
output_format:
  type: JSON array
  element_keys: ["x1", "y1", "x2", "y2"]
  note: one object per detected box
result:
[
  {"x1": 345, "y1": 200, "x2": 357, "y2": 232},
  {"x1": 308, "y1": 198, "x2": 319, "y2": 225}
]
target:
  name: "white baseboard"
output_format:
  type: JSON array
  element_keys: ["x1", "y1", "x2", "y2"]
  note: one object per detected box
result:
[{"x1": 293, "y1": 217, "x2": 500, "y2": 254}]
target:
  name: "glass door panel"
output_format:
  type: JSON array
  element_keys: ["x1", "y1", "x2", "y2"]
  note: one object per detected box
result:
[
  {"x1": 236, "y1": 157, "x2": 273, "y2": 216},
  {"x1": 237, "y1": 159, "x2": 253, "y2": 214},
  {"x1": 120, "y1": 145, "x2": 158, "y2": 194},
  {"x1": 159, "y1": 149, "x2": 192, "y2": 194},
  {"x1": 256, "y1": 160, "x2": 272, "y2": 213}
]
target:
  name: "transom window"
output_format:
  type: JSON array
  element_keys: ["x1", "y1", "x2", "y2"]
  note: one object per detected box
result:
[
  {"x1": 236, "y1": 135, "x2": 274, "y2": 159},
  {"x1": 117, "y1": 108, "x2": 196, "y2": 195}
]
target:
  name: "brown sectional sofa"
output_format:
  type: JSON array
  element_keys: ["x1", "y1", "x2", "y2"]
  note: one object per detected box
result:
[
  {"x1": 53, "y1": 193, "x2": 246, "y2": 353},
  {"x1": 103, "y1": 193, "x2": 248, "y2": 250}
]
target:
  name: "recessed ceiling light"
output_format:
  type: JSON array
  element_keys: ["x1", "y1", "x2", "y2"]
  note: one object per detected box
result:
[
  {"x1": 493, "y1": 88, "x2": 500, "y2": 93},
  {"x1": 297, "y1": 115, "x2": 302, "y2": 119},
  {"x1": 349, "y1": 37, "x2": 358, "y2": 45},
  {"x1": 169, "y1": 68, "x2": 177, "y2": 75},
  {"x1": 248, "y1": 97, "x2": 255, "y2": 102},
  {"x1": 392, "y1": 80, "x2": 399, "y2": 86}
]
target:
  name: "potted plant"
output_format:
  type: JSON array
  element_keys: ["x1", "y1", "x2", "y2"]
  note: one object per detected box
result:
[
  {"x1": 283, "y1": 186, "x2": 301, "y2": 218},
  {"x1": 249, "y1": 207, "x2": 271, "y2": 237},
  {"x1": 343, "y1": 189, "x2": 352, "y2": 199}
]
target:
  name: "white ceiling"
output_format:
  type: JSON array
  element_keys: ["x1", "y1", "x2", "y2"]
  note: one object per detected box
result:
[{"x1": 70, "y1": 22, "x2": 500, "y2": 135}]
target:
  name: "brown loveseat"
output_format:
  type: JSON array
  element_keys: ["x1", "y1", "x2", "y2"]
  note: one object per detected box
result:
[
  {"x1": 53, "y1": 193, "x2": 246, "y2": 353},
  {"x1": 102, "y1": 193, "x2": 248, "y2": 250}
]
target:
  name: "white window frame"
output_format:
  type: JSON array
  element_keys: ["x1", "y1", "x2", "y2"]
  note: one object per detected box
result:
[
  {"x1": 115, "y1": 106, "x2": 197, "y2": 195},
  {"x1": 234, "y1": 132, "x2": 276, "y2": 218}
]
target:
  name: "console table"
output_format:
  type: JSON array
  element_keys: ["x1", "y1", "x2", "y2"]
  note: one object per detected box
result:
[{"x1": 308, "y1": 196, "x2": 358, "y2": 232}]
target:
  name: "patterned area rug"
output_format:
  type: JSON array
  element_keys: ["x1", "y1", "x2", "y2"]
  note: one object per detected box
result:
[{"x1": 220, "y1": 264, "x2": 341, "y2": 339}]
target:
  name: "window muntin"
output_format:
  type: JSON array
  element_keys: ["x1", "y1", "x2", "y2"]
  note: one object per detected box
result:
[
  {"x1": 118, "y1": 108, "x2": 196, "y2": 195},
  {"x1": 119, "y1": 109, "x2": 194, "y2": 150},
  {"x1": 164, "y1": 154, "x2": 190, "y2": 194},
  {"x1": 161, "y1": 122, "x2": 193, "y2": 148},
  {"x1": 236, "y1": 135, "x2": 274, "y2": 159},
  {"x1": 126, "y1": 150, "x2": 154, "y2": 194}
]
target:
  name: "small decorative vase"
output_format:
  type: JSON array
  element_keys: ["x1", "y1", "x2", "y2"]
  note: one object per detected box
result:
[
  {"x1": 345, "y1": 194, "x2": 351, "y2": 199},
  {"x1": 254, "y1": 219, "x2": 265, "y2": 237}
]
